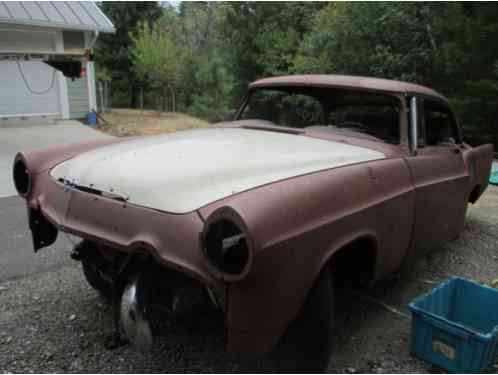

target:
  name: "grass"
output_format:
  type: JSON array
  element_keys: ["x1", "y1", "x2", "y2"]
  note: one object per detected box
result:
[{"x1": 97, "y1": 108, "x2": 209, "y2": 137}]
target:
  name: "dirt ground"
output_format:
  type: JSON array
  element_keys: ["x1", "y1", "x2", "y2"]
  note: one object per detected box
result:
[
  {"x1": 0, "y1": 187, "x2": 497, "y2": 373},
  {"x1": 331, "y1": 184, "x2": 498, "y2": 373},
  {"x1": 96, "y1": 109, "x2": 209, "y2": 137}
]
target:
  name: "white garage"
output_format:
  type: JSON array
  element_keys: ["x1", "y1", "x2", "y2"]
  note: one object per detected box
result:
[
  {"x1": 0, "y1": 1, "x2": 114, "y2": 122},
  {"x1": 0, "y1": 60, "x2": 60, "y2": 118}
]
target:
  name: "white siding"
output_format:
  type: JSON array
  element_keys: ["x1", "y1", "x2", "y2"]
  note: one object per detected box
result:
[
  {"x1": 0, "y1": 26, "x2": 57, "y2": 53},
  {"x1": 67, "y1": 76, "x2": 89, "y2": 119}
]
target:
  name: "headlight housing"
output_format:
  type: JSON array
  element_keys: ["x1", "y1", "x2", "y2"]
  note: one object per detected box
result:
[
  {"x1": 202, "y1": 207, "x2": 252, "y2": 281},
  {"x1": 13, "y1": 155, "x2": 31, "y2": 196}
]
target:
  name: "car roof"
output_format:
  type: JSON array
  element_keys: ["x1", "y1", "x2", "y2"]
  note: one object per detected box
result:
[{"x1": 249, "y1": 74, "x2": 448, "y2": 102}]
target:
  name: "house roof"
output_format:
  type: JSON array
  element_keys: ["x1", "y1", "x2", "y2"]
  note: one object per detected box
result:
[
  {"x1": 250, "y1": 74, "x2": 448, "y2": 102},
  {"x1": 0, "y1": 1, "x2": 115, "y2": 33}
]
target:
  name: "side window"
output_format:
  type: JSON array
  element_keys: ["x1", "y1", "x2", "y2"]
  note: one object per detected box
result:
[{"x1": 423, "y1": 101, "x2": 458, "y2": 146}]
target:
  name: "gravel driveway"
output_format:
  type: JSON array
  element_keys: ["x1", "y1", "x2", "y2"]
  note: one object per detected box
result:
[{"x1": 1, "y1": 186, "x2": 497, "y2": 373}]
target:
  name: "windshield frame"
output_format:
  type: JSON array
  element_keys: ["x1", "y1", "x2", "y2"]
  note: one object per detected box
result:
[{"x1": 236, "y1": 86, "x2": 404, "y2": 144}]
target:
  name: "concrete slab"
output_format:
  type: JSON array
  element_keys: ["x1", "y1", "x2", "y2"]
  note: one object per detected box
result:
[{"x1": 0, "y1": 120, "x2": 111, "y2": 198}]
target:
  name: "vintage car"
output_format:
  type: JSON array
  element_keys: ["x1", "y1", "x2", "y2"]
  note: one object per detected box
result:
[{"x1": 13, "y1": 75, "x2": 494, "y2": 370}]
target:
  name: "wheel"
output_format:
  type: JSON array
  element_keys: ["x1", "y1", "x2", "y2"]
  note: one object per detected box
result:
[
  {"x1": 119, "y1": 273, "x2": 153, "y2": 352},
  {"x1": 270, "y1": 266, "x2": 335, "y2": 372},
  {"x1": 82, "y1": 258, "x2": 113, "y2": 299}
]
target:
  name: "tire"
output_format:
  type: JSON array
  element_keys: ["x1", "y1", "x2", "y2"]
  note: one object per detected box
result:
[
  {"x1": 82, "y1": 259, "x2": 113, "y2": 299},
  {"x1": 271, "y1": 266, "x2": 335, "y2": 372}
]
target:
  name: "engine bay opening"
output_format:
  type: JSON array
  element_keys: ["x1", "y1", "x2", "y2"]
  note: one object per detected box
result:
[
  {"x1": 71, "y1": 240, "x2": 225, "y2": 352},
  {"x1": 72, "y1": 240, "x2": 225, "y2": 352},
  {"x1": 73, "y1": 240, "x2": 224, "y2": 314}
]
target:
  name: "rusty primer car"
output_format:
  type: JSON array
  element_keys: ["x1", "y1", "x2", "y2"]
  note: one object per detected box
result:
[{"x1": 13, "y1": 75, "x2": 494, "y2": 370}]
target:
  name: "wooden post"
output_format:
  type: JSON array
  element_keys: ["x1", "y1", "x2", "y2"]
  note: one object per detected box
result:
[
  {"x1": 98, "y1": 81, "x2": 104, "y2": 113},
  {"x1": 169, "y1": 85, "x2": 175, "y2": 113},
  {"x1": 139, "y1": 87, "x2": 144, "y2": 112},
  {"x1": 108, "y1": 82, "x2": 112, "y2": 113},
  {"x1": 104, "y1": 81, "x2": 109, "y2": 113}
]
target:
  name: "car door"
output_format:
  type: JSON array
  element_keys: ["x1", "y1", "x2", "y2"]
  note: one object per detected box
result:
[{"x1": 405, "y1": 97, "x2": 469, "y2": 251}]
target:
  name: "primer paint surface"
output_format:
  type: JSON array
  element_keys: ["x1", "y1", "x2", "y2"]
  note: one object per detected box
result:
[{"x1": 51, "y1": 128, "x2": 386, "y2": 213}]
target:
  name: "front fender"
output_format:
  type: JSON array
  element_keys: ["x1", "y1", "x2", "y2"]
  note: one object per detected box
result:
[
  {"x1": 200, "y1": 158, "x2": 414, "y2": 354},
  {"x1": 16, "y1": 138, "x2": 124, "y2": 175}
]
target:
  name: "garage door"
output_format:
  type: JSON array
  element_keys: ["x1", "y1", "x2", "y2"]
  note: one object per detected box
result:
[{"x1": 0, "y1": 60, "x2": 60, "y2": 118}]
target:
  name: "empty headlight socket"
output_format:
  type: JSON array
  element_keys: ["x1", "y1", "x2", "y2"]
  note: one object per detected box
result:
[
  {"x1": 13, "y1": 154, "x2": 31, "y2": 197},
  {"x1": 201, "y1": 206, "x2": 254, "y2": 282}
]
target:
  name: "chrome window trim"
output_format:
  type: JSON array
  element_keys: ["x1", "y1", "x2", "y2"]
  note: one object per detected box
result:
[{"x1": 410, "y1": 96, "x2": 418, "y2": 156}]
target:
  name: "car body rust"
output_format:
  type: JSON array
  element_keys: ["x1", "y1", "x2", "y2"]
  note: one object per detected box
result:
[{"x1": 13, "y1": 75, "x2": 494, "y2": 356}]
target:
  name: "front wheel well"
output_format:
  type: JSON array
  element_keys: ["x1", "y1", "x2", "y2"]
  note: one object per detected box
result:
[{"x1": 328, "y1": 237, "x2": 377, "y2": 289}]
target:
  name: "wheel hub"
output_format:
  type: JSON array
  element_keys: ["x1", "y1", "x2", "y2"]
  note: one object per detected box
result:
[{"x1": 120, "y1": 274, "x2": 153, "y2": 352}]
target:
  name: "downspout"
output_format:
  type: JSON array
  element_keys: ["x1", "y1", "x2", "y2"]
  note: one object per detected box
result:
[
  {"x1": 86, "y1": 31, "x2": 99, "y2": 116},
  {"x1": 89, "y1": 30, "x2": 100, "y2": 50}
]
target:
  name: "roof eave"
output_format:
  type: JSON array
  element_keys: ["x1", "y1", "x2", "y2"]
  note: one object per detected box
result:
[{"x1": 0, "y1": 19, "x2": 115, "y2": 34}]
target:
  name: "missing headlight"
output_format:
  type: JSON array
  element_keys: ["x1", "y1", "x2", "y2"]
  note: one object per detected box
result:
[{"x1": 204, "y1": 218, "x2": 250, "y2": 276}]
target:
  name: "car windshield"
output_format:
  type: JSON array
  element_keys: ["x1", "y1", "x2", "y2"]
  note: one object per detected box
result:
[{"x1": 238, "y1": 87, "x2": 401, "y2": 144}]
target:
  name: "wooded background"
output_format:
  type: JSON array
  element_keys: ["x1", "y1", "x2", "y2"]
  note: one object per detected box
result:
[{"x1": 95, "y1": 2, "x2": 498, "y2": 148}]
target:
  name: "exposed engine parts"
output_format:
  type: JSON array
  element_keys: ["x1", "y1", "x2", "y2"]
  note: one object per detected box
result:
[{"x1": 71, "y1": 240, "x2": 220, "y2": 352}]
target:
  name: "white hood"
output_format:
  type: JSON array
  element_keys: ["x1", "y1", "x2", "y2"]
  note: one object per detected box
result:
[{"x1": 50, "y1": 128, "x2": 385, "y2": 213}]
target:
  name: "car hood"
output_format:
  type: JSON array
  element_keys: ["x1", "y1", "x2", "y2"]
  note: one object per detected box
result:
[{"x1": 50, "y1": 127, "x2": 385, "y2": 214}]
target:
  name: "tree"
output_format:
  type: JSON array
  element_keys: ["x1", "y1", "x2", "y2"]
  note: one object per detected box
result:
[
  {"x1": 294, "y1": 2, "x2": 498, "y2": 147},
  {"x1": 130, "y1": 21, "x2": 182, "y2": 112},
  {"x1": 96, "y1": 2, "x2": 498, "y2": 148},
  {"x1": 220, "y1": 2, "x2": 323, "y2": 101},
  {"x1": 95, "y1": 2, "x2": 162, "y2": 107},
  {"x1": 294, "y1": 3, "x2": 439, "y2": 82},
  {"x1": 188, "y1": 53, "x2": 233, "y2": 121}
]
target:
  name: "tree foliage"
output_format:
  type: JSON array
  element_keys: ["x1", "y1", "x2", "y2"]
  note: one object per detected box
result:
[
  {"x1": 95, "y1": 2, "x2": 162, "y2": 107},
  {"x1": 294, "y1": 3, "x2": 498, "y2": 146},
  {"x1": 96, "y1": 2, "x2": 498, "y2": 147}
]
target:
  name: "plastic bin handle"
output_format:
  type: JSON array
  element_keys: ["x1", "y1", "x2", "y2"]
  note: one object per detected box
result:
[{"x1": 416, "y1": 312, "x2": 471, "y2": 341}]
